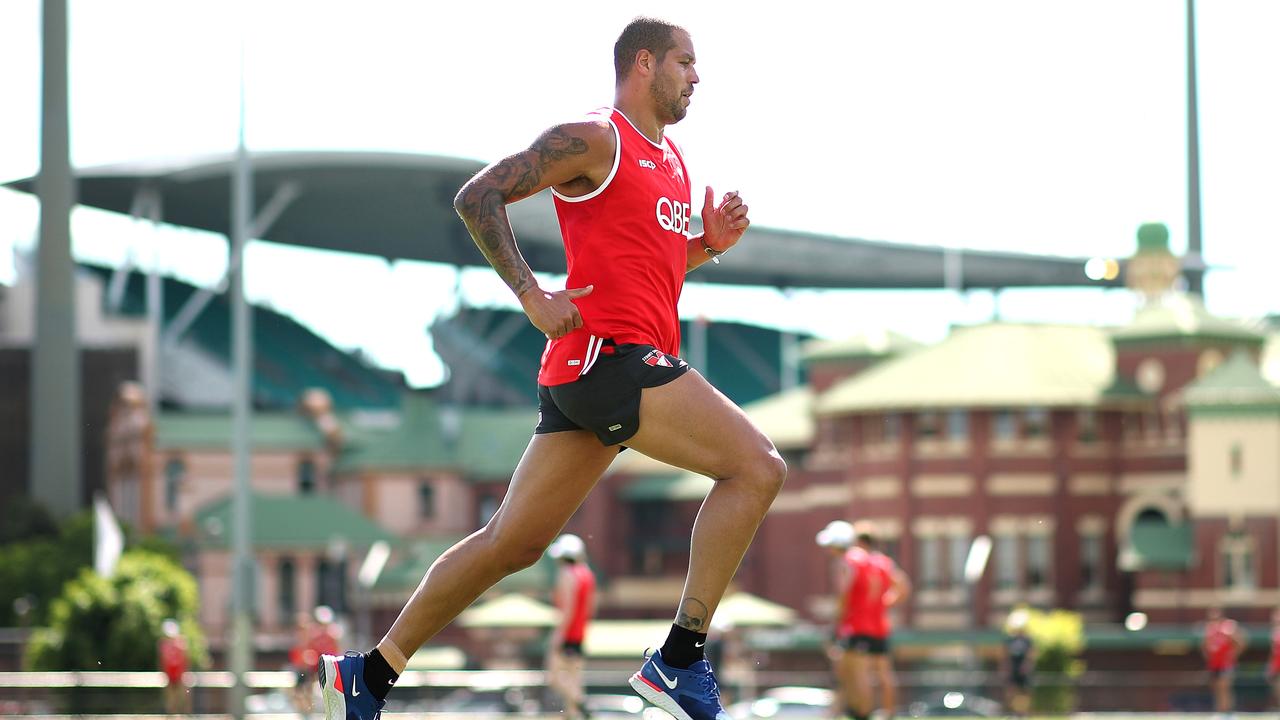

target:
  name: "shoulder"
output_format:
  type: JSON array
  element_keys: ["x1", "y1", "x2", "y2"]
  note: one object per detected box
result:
[{"x1": 537, "y1": 118, "x2": 616, "y2": 154}]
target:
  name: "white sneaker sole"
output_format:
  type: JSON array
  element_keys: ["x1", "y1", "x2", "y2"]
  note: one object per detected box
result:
[
  {"x1": 319, "y1": 654, "x2": 347, "y2": 720},
  {"x1": 629, "y1": 672, "x2": 694, "y2": 720}
]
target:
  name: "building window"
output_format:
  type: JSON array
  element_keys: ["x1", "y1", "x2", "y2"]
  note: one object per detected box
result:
[
  {"x1": 995, "y1": 534, "x2": 1019, "y2": 589},
  {"x1": 993, "y1": 410, "x2": 1016, "y2": 441},
  {"x1": 880, "y1": 537, "x2": 901, "y2": 563},
  {"x1": 298, "y1": 458, "x2": 317, "y2": 495},
  {"x1": 1023, "y1": 408, "x2": 1048, "y2": 439},
  {"x1": 883, "y1": 414, "x2": 901, "y2": 443},
  {"x1": 918, "y1": 536, "x2": 942, "y2": 590},
  {"x1": 317, "y1": 558, "x2": 348, "y2": 613},
  {"x1": 946, "y1": 410, "x2": 969, "y2": 442},
  {"x1": 1221, "y1": 533, "x2": 1256, "y2": 590},
  {"x1": 1079, "y1": 533, "x2": 1103, "y2": 590},
  {"x1": 917, "y1": 410, "x2": 941, "y2": 439},
  {"x1": 1230, "y1": 444, "x2": 1243, "y2": 479},
  {"x1": 1025, "y1": 534, "x2": 1051, "y2": 589},
  {"x1": 948, "y1": 533, "x2": 970, "y2": 587},
  {"x1": 418, "y1": 481, "x2": 435, "y2": 519},
  {"x1": 278, "y1": 557, "x2": 296, "y2": 621},
  {"x1": 164, "y1": 457, "x2": 185, "y2": 512},
  {"x1": 1076, "y1": 409, "x2": 1098, "y2": 443}
]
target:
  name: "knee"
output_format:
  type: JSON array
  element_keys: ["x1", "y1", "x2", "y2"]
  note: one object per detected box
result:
[
  {"x1": 749, "y1": 449, "x2": 787, "y2": 499},
  {"x1": 479, "y1": 524, "x2": 552, "y2": 575}
]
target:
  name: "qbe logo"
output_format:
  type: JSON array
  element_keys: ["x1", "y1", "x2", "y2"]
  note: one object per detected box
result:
[{"x1": 655, "y1": 196, "x2": 691, "y2": 236}]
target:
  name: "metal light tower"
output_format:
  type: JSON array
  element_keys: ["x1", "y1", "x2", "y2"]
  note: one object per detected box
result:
[
  {"x1": 1185, "y1": 0, "x2": 1205, "y2": 296},
  {"x1": 31, "y1": 0, "x2": 81, "y2": 517},
  {"x1": 228, "y1": 27, "x2": 256, "y2": 720}
]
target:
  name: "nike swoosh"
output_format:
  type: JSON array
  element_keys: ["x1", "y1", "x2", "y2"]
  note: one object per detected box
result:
[
  {"x1": 653, "y1": 664, "x2": 679, "y2": 690},
  {"x1": 351, "y1": 684, "x2": 361, "y2": 697},
  {"x1": 694, "y1": 641, "x2": 705, "y2": 648}
]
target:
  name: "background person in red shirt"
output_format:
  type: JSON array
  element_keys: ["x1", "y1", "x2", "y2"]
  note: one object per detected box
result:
[
  {"x1": 835, "y1": 522, "x2": 910, "y2": 720},
  {"x1": 156, "y1": 618, "x2": 190, "y2": 715},
  {"x1": 815, "y1": 520, "x2": 855, "y2": 718},
  {"x1": 1202, "y1": 607, "x2": 1247, "y2": 715},
  {"x1": 1266, "y1": 609, "x2": 1280, "y2": 710},
  {"x1": 546, "y1": 534, "x2": 597, "y2": 720}
]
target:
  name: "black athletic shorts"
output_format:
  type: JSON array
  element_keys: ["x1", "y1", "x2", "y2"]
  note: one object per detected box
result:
[
  {"x1": 1009, "y1": 670, "x2": 1031, "y2": 689},
  {"x1": 841, "y1": 634, "x2": 890, "y2": 655},
  {"x1": 536, "y1": 339, "x2": 689, "y2": 446},
  {"x1": 560, "y1": 641, "x2": 584, "y2": 657}
]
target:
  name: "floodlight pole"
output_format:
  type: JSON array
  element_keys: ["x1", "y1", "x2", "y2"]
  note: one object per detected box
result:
[
  {"x1": 31, "y1": 0, "x2": 80, "y2": 517},
  {"x1": 1185, "y1": 0, "x2": 1204, "y2": 296},
  {"x1": 228, "y1": 29, "x2": 256, "y2": 720}
]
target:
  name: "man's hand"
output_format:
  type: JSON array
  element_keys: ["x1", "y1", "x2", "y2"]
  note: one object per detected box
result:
[
  {"x1": 520, "y1": 285, "x2": 594, "y2": 339},
  {"x1": 700, "y1": 185, "x2": 750, "y2": 253}
]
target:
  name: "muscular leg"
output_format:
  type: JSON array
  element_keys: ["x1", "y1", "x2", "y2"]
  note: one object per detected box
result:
[
  {"x1": 837, "y1": 651, "x2": 871, "y2": 718},
  {"x1": 875, "y1": 655, "x2": 896, "y2": 718},
  {"x1": 377, "y1": 431, "x2": 618, "y2": 666},
  {"x1": 625, "y1": 370, "x2": 786, "y2": 631}
]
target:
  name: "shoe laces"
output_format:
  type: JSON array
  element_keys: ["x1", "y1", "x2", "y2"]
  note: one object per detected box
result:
[{"x1": 694, "y1": 666, "x2": 721, "y2": 700}]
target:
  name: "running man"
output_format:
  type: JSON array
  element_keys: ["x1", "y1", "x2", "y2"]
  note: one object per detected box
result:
[
  {"x1": 546, "y1": 534, "x2": 597, "y2": 720},
  {"x1": 320, "y1": 17, "x2": 785, "y2": 720},
  {"x1": 1203, "y1": 607, "x2": 1247, "y2": 716},
  {"x1": 836, "y1": 522, "x2": 910, "y2": 720}
]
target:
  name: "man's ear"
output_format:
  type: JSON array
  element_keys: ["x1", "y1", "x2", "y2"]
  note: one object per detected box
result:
[{"x1": 635, "y1": 48, "x2": 653, "y2": 76}]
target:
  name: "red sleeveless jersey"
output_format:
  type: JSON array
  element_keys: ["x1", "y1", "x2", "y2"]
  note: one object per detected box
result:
[
  {"x1": 538, "y1": 108, "x2": 692, "y2": 386},
  {"x1": 560, "y1": 563, "x2": 596, "y2": 643},
  {"x1": 838, "y1": 548, "x2": 893, "y2": 638},
  {"x1": 1205, "y1": 619, "x2": 1239, "y2": 670},
  {"x1": 1269, "y1": 627, "x2": 1280, "y2": 674}
]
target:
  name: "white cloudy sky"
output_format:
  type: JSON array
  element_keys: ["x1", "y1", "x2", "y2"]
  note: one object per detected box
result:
[{"x1": 1, "y1": 0, "x2": 1277, "y2": 386}]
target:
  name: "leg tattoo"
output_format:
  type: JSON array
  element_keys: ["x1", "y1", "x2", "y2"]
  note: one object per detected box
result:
[{"x1": 676, "y1": 597, "x2": 710, "y2": 631}]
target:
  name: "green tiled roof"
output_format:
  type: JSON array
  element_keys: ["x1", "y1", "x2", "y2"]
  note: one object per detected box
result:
[
  {"x1": 621, "y1": 473, "x2": 714, "y2": 501},
  {"x1": 194, "y1": 492, "x2": 395, "y2": 549},
  {"x1": 1184, "y1": 351, "x2": 1280, "y2": 414},
  {"x1": 817, "y1": 323, "x2": 1114, "y2": 413},
  {"x1": 1119, "y1": 522, "x2": 1194, "y2": 571},
  {"x1": 334, "y1": 396, "x2": 452, "y2": 473},
  {"x1": 156, "y1": 413, "x2": 326, "y2": 451},
  {"x1": 334, "y1": 395, "x2": 535, "y2": 475},
  {"x1": 373, "y1": 537, "x2": 555, "y2": 593},
  {"x1": 456, "y1": 409, "x2": 537, "y2": 477},
  {"x1": 1113, "y1": 294, "x2": 1265, "y2": 346}
]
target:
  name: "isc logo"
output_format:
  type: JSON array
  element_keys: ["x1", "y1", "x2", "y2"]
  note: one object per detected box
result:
[{"x1": 655, "y1": 196, "x2": 691, "y2": 236}]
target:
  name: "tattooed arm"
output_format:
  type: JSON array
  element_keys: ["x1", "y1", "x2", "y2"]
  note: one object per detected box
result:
[{"x1": 453, "y1": 122, "x2": 615, "y2": 338}]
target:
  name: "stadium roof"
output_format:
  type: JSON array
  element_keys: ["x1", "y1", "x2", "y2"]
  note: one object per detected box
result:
[{"x1": 5, "y1": 151, "x2": 1119, "y2": 290}]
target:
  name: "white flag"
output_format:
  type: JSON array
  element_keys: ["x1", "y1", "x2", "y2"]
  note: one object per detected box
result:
[{"x1": 94, "y1": 492, "x2": 124, "y2": 578}]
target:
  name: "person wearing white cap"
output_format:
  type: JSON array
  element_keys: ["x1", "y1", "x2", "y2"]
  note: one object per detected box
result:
[
  {"x1": 816, "y1": 521, "x2": 855, "y2": 718},
  {"x1": 157, "y1": 618, "x2": 191, "y2": 715},
  {"x1": 547, "y1": 534, "x2": 597, "y2": 720}
]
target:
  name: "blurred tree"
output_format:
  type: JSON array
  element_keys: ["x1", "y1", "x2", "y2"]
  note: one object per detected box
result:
[
  {"x1": 0, "y1": 506, "x2": 181, "y2": 626},
  {"x1": 24, "y1": 549, "x2": 207, "y2": 671},
  {"x1": 0, "y1": 496, "x2": 60, "y2": 544},
  {"x1": 0, "y1": 511, "x2": 92, "y2": 626},
  {"x1": 1024, "y1": 607, "x2": 1085, "y2": 715}
]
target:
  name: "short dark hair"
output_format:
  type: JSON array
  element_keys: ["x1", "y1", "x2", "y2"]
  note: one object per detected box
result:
[{"x1": 614, "y1": 17, "x2": 684, "y2": 83}]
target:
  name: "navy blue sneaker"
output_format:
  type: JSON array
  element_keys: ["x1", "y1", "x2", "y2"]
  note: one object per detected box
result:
[
  {"x1": 629, "y1": 649, "x2": 730, "y2": 720},
  {"x1": 319, "y1": 651, "x2": 386, "y2": 720}
]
